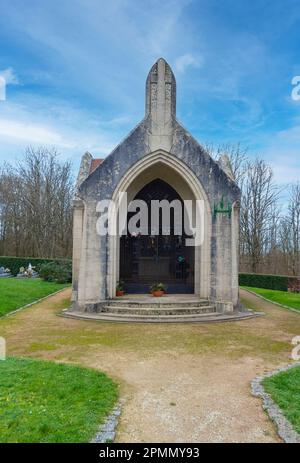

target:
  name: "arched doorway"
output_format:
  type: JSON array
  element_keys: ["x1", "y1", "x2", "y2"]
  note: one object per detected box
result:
[
  {"x1": 107, "y1": 150, "x2": 211, "y2": 299},
  {"x1": 119, "y1": 179, "x2": 195, "y2": 293}
]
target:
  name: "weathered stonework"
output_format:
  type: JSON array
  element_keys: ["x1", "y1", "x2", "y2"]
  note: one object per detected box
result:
[{"x1": 72, "y1": 58, "x2": 241, "y2": 315}]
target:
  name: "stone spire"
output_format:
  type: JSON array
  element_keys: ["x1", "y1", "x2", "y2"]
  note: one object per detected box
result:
[
  {"x1": 75, "y1": 151, "x2": 93, "y2": 198},
  {"x1": 218, "y1": 154, "x2": 235, "y2": 182},
  {"x1": 145, "y1": 58, "x2": 176, "y2": 151}
]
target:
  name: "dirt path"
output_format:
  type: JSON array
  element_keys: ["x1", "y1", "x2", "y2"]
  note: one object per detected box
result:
[{"x1": 1, "y1": 287, "x2": 300, "y2": 442}]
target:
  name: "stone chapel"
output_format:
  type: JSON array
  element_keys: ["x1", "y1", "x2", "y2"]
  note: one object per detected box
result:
[{"x1": 70, "y1": 58, "x2": 242, "y2": 321}]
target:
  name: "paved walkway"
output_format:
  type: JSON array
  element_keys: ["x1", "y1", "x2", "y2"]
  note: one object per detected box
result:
[{"x1": 1, "y1": 288, "x2": 300, "y2": 442}]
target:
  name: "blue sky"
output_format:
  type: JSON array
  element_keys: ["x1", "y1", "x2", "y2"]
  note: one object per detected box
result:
[{"x1": 0, "y1": 0, "x2": 299, "y2": 183}]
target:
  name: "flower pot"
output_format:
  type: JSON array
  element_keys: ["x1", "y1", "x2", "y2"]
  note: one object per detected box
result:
[
  {"x1": 116, "y1": 290, "x2": 124, "y2": 297},
  {"x1": 152, "y1": 290, "x2": 164, "y2": 297}
]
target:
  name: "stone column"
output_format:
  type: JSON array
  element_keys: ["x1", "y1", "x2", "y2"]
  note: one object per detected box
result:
[
  {"x1": 71, "y1": 199, "x2": 84, "y2": 307},
  {"x1": 213, "y1": 214, "x2": 234, "y2": 312},
  {"x1": 231, "y1": 201, "x2": 240, "y2": 308},
  {"x1": 77, "y1": 200, "x2": 105, "y2": 311}
]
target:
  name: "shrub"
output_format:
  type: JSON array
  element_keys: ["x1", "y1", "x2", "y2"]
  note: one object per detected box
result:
[
  {"x1": 239, "y1": 273, "x2": 299, "y2": 291},
  {"x1": 0, "y1": 256, "x2": 71, "y2": 277},
  {"x1": 39, "y1": 261, "x2": 72, "y2": 284},
  {"x1": 288, "y1": 278, "x2": 300, "y2": 293}
]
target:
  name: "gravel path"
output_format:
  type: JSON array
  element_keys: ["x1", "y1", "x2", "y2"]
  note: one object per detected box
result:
[{"x1": 1, "y1": 288, "x2": 300, "y2": 442}]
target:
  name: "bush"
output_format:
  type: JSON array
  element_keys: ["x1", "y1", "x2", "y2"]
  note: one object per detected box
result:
[
  {"x1": 0, "y1": 256, "x2": 71, "y2": 277},
  {"x1": 239, "y1": 273, "x2": 299, "y2": 291},
  {"x1": 288, "y1": 278, "x2": 300, "y2": 293},
  {"x1": 39, "y1": 261, "x2": 72, "y2": 284}
]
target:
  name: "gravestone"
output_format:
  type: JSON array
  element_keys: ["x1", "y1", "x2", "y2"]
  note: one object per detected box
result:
[
  {"x1": 17, "y1": 263, "x2": 39, "y2": 278},
  {"x1": 0, "y1": 266, "x2": 12, "y2": 278}
]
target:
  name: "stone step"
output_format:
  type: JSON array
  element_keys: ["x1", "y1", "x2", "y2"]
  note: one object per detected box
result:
[
  {"x1": 108, "y1": 298, "x2": 210, "y2": 309},
  {"x1": 61, "y1": 309, "x2": 262, "y2": 324},
  {"x1": 95, "y1": 311, "x2": 221, "y2": 323},
  {"x1": 102, "y1": 305, "x2": 215, "y2": 316}
]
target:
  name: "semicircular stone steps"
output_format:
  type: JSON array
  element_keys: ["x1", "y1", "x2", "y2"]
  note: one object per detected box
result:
[
  {"x1": 91, "y1": 311, "x2": 221, "y2": 323},
  {"x1": 62, "y1": 310, "x2": 259, "y2": 323},
  {"x1": 106, "y1": 300, "x2": 210, "y2": 309},
  {"x1": 102, "y1": 304, "x2": 214, "y2": 316},
  {"x1": 95, "y1": 296, "x2": 217, "y2": 322},
  {"x1": 62, "y1": 295, "x2": 260, "y2": 323},
  {"x1": 62, "y1": 292, "x2": 261, "y2": 323}
]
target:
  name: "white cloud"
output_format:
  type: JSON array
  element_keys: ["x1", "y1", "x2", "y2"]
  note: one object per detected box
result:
[
  {"x1": 0, "y1": 1, "x2": 194, "y2": 110},
  {"x1": 175, "y1": 53, "x2": 203, "y2": 74},
  {"x1": 0, "y1": 118, "x2": 72, "y2": 147},
  {"x1": 0, "y1": 95, "x2": 130, "y2": 166}
]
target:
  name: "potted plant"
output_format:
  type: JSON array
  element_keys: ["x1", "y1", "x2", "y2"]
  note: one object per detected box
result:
[
  {"x1": 150, "y1": 282, "x2": 166, "y2": 297},
  {"x1": 116, "y1": 280, "x2": 125, "y2": 297}
]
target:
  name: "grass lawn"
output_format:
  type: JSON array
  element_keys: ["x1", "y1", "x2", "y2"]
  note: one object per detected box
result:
[
  {"x1": 0, "y1": 278, "x2": 70, "y2": 317},
  {"x1": 0, "y1": 289, "x2": 299, "y2": 443},
  {"x1": 0, "y1": 357, "x2": 118, "y2": 443},
  {"x1": 263, "y1": 366, "x2": 300, "y2": 435},
  {"x1": 242, "y1": 286, "x2": 300, "y2": 311}
]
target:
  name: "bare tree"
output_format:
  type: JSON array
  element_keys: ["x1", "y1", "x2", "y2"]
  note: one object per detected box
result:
[
  {"x1": 0, "y1": 165, "x2": 23, "y2": 256},
  {"x1": 240, "y1": 159, "x2": 281, "y2": 273},
  {"x1": 0, "y1": 146, "x2": 74, "y2": 258},
  {"x1": 279, "y1": 183, "x2": 300, "y2": 275},
  {"x1": 0, "y1": 144, "x2": 297, "y2": 277},
  {"x1": 204, "y1": 142, "x2": 248, "y2": 186}
]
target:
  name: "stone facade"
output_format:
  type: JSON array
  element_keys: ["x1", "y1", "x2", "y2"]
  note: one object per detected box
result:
[{"x1": 72, "y1": 58, "x2": 241, "y2": 314}]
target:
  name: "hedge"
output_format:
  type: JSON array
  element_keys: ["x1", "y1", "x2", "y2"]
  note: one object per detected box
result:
[
  {"x1": 0, "y1": 257, "x2": 297, "y2": 291},
  {"x1": 0, "y1": 256, "x2": 72, "y2": 277},
  {"x1": 39, "y1": 261, "x2": 72, "y2": 283},
  {"x1": 239, "y1": 273, "x2": 299, "y2": 291}
]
